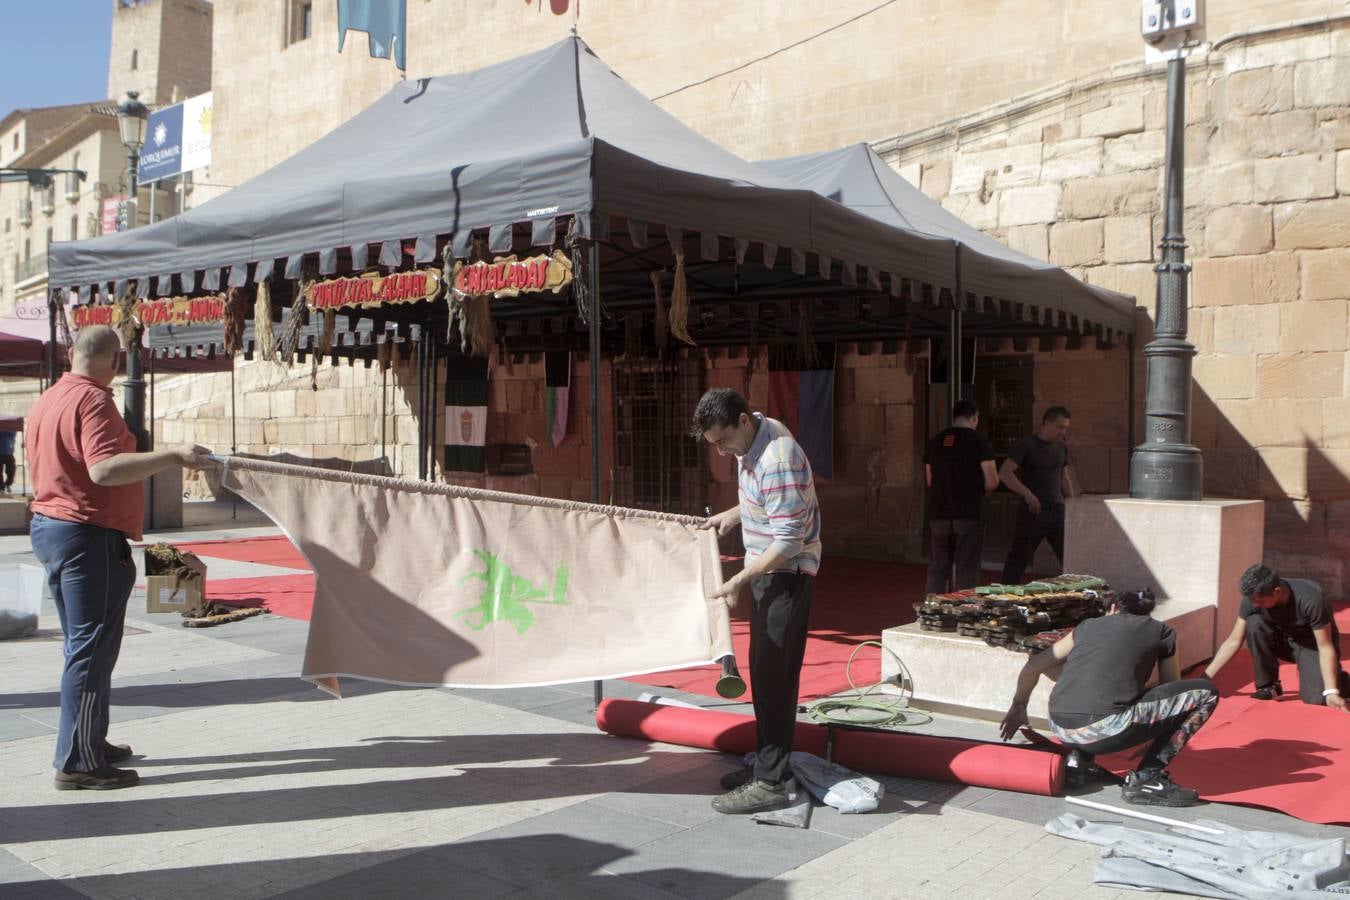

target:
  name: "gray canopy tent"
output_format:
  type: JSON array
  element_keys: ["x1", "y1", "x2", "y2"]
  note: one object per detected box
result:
[{"x1": 48, "y1": 35, "x2": 1135, "y2": 482}]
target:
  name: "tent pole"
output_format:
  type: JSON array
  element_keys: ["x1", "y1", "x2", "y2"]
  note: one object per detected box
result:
[
  {"x1": 230, "y1": 362, "x2": 238, "y2": 521},
  {"x1": 381, "y1": 351, "x2": 388, "y2": 469},
  {"x1": 46, "y1": 291, "x2": 59, "y2": 387},
  {"x1": 417, "y1": 329, "x2": 428, "y2": 481},
  {"x1": 588, "y1": 239, "x2": 604, "y2": 710},
  {"x1": 148, "y1": 182, "x2": 156, "y2": 225},
  {"x1": 429, "y1": 336, "x2": 439, "y2": 482},
  {"x1": 946, "y1": 245, "x2": 963, "y2": 422}
]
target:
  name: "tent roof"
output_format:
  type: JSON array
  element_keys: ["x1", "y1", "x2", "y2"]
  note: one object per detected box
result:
[
  {"x1": 758, "y1": 144, "x2": 1135, "y2": 334},
  {"x1": 50, "y1": 37, "x2": 1132, "y2": 342}
]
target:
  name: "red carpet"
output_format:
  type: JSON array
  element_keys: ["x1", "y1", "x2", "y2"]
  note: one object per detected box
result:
[
  {"x1": 172, "y1": 536, "x2": 311, "y2": 571},
  {"x1": 1099, "y1": 602, "x2": 1350, "y2": 826},
  {"x1": 206, "y1": 573, "x2": 316, "y2": 621}
]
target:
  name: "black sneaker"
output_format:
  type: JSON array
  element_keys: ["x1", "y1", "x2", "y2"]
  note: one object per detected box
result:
[
  {"x1": 103, "y1": 742, "x2": 134, "y2": 764},
  {"x1": 719, "y1": 767, "x2": 754, "y2": 791},
  {"x1": 711, "y1": 778, "x2": 791, "y2": 815},
  {"x1": 1121, "y1": 770, "x2": 1200, "y2": 807},
  {"x1": 1064, "y1": 751, "x2": 1119, "y2": 790},
  {"x1": 54, "y1": 766, "x2": 139, "y2": 791},
  {"x1": 1252, "y1": 681, "x2": 1283, "y2": 701}
]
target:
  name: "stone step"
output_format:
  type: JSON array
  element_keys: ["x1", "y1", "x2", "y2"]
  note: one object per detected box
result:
[{"x1": 881, "y1": 599, "x2": 1215, "y2": 723}]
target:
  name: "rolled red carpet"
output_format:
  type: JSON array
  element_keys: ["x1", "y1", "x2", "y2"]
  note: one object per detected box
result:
[{"x1": 596, "y1": 699, "x2": 1064, "y2": 796}]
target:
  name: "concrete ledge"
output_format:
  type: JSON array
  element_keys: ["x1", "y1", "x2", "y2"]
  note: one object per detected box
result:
[{"x1": 0, "y1": 498, "x2": 30, "y2": 535}]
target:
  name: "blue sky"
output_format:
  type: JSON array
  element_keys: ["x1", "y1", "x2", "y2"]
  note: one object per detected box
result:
[{"x1": 0, "y1": 1, "x2": 114, "y2": 118}]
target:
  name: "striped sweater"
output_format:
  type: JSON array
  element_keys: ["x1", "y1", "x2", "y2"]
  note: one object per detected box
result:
[{"x1": 737, "y1": 414, "x2": 822, "y2": 576}]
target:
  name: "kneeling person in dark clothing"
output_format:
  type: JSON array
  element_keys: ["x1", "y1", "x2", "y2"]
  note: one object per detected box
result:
[
  {"x1": 1000, "y1": 590, "x2": 1218, "y2": 807},
  {"x1": 1206, "y1": 564, "x2": 1349, "y2": 711}
]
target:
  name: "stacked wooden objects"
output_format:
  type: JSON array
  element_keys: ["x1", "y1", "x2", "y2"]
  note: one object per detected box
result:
[{"x1": 914, "y1": 575, "x2": 1112, "y2": 652}]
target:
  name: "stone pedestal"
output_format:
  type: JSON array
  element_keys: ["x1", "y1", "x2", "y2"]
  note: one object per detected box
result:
[
  {"x1": 882, "y1": 495, "x2": 1264, "y2": 722},
  {"x1": 1063, "y1": 495, "x2": 1265, "y2": 655}
]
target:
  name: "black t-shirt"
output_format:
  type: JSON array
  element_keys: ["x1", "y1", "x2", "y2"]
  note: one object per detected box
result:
[
  {"x1": 1239, "y1": 578, "x2": 1336, "y2": 648},
  {"x1": 924, "y1": 426, "x2": 996, "y2": 521},
  {"x1": 1048, "y1": 613, "x2": 1177, "y2": 727},
  {"x1": 1007, "y1": 435, "x2": 1069, "y2": 508}
]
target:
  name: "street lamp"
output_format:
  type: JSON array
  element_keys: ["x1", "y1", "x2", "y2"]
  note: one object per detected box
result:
[
  {"x1": 115, "y1": 90, "x2": 150, "y2": 450},
  {"x1": 1129, "y1": 1, "x2": 1204, "y2": 501}
]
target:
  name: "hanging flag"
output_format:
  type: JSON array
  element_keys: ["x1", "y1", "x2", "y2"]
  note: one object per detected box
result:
[
  {"x1": 218, "y1": 456, "x2": 732, "y2": 694},
  {"x1": 767, "y1": 348, "x2": 835, "y2": 480},
  {"x1": 445, "y1": 354, "x2": 488, "y2": 472},
  {"x1": 336, "y1": 0, "x2": 408, "y2": 71},
  {"x1": 544, "y1": 351, "x2": 571, "y2": 448}
]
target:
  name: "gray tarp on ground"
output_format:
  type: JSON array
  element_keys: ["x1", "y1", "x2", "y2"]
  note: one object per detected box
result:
[
  {"x1": 759, "y1": 144, "x2": 1135, "y2": 335},
  {"x1": 1047, "y1": 813, "x2": 1350, "y2": 898},
  {"x1": 48, "y1": 37, "x2": 1134, "y2": 338}
]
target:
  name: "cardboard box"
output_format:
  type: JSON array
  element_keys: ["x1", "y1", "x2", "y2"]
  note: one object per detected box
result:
[{"x1": 144, "y1": 551, "x2": 208, "y2": 615}]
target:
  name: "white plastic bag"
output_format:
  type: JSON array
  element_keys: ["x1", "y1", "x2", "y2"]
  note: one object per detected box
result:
[{"x1": 788, "y1": 751, "x2": 884, "y2": 814}]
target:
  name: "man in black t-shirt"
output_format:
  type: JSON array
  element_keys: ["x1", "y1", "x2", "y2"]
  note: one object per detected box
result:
[
  {"x1": 923, "y1": 400, "x2": 998, "y2": 593},
  {"x1": 1206, "y1": 563, "x2": 1349, "y2": 710},
  {"x1": 999, "y1": 406, "x2": 1077, "y2": 584}
]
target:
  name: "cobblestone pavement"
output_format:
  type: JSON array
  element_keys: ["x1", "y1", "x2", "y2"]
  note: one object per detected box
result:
[{"x1": 2, "y1": 513, "x2": 1345, "y2": 899}]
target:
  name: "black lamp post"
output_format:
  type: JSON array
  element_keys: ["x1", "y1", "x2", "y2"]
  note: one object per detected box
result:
[
  {"x1": 1129, "y1": 1, "x2": 1204, "y2": 500},
  {"x1": 115, "y1": 91, "x2": 150, "y2": 450}
]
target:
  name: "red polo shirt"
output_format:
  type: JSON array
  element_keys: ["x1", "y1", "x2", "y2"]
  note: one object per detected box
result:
[{"x1": 26, "y1": 373, "x2": 143, "y2": 540}]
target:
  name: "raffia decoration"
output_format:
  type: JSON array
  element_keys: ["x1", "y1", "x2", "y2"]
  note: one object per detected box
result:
[
  {"x1": 669, "y1": 252, "x2": 695, "y2": 346},
  {"x1": 618, "y1": 311, "x2": 642, "y2": 361},
  {"x1": 317, "y1": 308, "x2": 337, "y2": 355},
  {"x1": 498, "y1": 334, "x2": 514, "y2": 375},
  {"x1": 903, "y1": 311, "x2": 915, "y2": 375},
  {"x1": 377, "y1": 335, "x2": 392, "y2": 371},
  {"x1": 54, "y1": 291, "x2": 75, "y2": 362},
  {"x1": 223, "y1": 287, "x2": 247, "y2": 355},
  {"x1": 795, "y1": 303, "x2": 820, "y2": 370},
  {"x1": 254, "y1": 280, "x2": 277, "y2": 362},
  {"x1": 444, "y1": 240, "x2": 494, "y2": 358},
  {"x1": 650, "y1": 270, "x2": 668, "y2": 354},
  {"x1": 276, "y1": 280, "x2": 310, "y2": 366}
]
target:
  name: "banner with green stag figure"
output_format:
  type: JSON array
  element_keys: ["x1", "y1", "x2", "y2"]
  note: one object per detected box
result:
[{"x1": 218, "y1": 456, "x2": 732, "y2": 696}]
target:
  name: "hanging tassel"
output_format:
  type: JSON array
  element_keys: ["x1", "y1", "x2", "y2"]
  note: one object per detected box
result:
[
  {"x1": 317, "y1": 308, "x2": 337, "y2": 355},
  {"x1": 112, "y1": 284, "x2": 140, "y2": 354},
  {"x1": 649, "y1": 269, "x2": 669, "y2": 357},
  {"x1": 377, "y1": 334, "x2": 392, "y2": 371},
  {"x1": 254, "y1": 279, "x2": 276, "y2": 363},
  {"x1": 795, "y1": 303, "x2": 820, "y2": 370},
  {"x1": 669, "y1": 252, "x2": 696, "y2": 346},
  {"x1": 54, "y1": 292, "x2": 75, "y2": 365},
  {"x1": 618, "y1": 311, "x2": 642, "y2": 361},
  {"x1": 497, "y1": 334, "x2": 514, "y2": 376},
  {"x1": 903, "y1": 312, "x2": 915, "y2": 375},
  {"x1": 223, "y1": 287, "x2": 246, "y2": 355}
]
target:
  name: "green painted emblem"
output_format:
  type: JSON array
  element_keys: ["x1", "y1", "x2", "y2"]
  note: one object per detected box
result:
[{"x1": 456, "y1": 549, "x2": 570, "y2": 634}]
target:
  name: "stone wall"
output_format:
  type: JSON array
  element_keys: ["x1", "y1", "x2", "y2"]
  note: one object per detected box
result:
[
  {"x1": 107, "y1": 0, "x2": 213, "y2": 105},
  {"x1": 881, "y1": 20, "x2": 1350, "y2": 592}
]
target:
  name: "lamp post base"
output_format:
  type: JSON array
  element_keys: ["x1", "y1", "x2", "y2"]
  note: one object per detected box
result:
[{"x1": 1129, "y1": 444, "x2": 1203, "y2": 501}]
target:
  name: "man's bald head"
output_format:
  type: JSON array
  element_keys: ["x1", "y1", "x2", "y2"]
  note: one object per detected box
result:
[{"x1": 72, "y1": 326, "x2": 123, "y2": 384}]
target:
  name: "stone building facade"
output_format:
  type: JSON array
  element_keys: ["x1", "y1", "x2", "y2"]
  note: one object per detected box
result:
[{"x1": 11, "y1": 3, "x2": 1350, "y2": 589}]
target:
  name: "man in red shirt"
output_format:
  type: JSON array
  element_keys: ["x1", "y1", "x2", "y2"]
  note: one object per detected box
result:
[{"x1": 27, "y1": 325, "x2": 213, "y2": 790}]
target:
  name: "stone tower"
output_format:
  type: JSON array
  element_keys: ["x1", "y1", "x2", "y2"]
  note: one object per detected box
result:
[{"x1": 106, "y1": 0, "x2": 213, "y2": 105}]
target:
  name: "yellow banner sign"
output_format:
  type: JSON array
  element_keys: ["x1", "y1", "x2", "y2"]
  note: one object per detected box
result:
[
  {"x1": 452, "y1": 252, "x2": 573, "y2": 299},
  {"x1": 306, "y1": 268, "x2": 442, "y2": 311},
  {"x1": 71, "y1": 295, "x2": 228, "y2": 329}
]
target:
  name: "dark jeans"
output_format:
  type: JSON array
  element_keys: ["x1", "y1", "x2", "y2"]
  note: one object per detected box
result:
[
  {"x1": 1246, "y1": 614, "x2": 1350, "y2": 705},
  {"x1": 29, "y1": 514, "x2": 137, "y2": 773},
  {"x1": 0, "y1": 453, "x2": 14, "y2": 490},
  {"x1": 749, "y1": 571, "x2": 814, "y2": 786},
  {"x1": 926, "y1": 518, "x2": 985, "y2": 594},
  {"x1": 1053, "y1": 679, "x2": 1219, "y2": 775},
  {"x1": 1001, "y1": 503, "x2": 1064, "y2": 584}
]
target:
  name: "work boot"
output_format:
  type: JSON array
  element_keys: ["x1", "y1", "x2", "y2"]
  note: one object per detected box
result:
[
  {"x1": 719, "y1": 767, "x2": 754, "y2": 791},
  {"x1": 711, "y1": 778, "x2": 791, "y2": 815},
  {"x1": 103, "y1": 742, "x2": 134, "y2": 764},
  {"x1": 1120, "y1": 769, "x2": 1200, "y2": 808},
  {"x1": 54, "y1": 766, "x2": 139, "y2": 791},
  {"x1": 1252, "y1": 681, "x2": 1283, "y2": 701}
]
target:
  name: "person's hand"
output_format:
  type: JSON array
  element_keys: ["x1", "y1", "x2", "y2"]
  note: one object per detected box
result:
[
  {"x1": 999, "y1": 701, "x2": 1028, "y2": 741},
  {"x1": 699, "y1": 509, "x2": 739, "y2": 537},
  {"x1": 709, "y1": 572, "x2": 744, "y2": 609},
  {"x1": 1023, "y1": 493, "x2": 1042, "y2": 515},
  {"x1": 1328, "y1": 693, "x2": 1347, "y2": 712},
  {"x1": 175, "y1": 444, "x2": 216, "y2": 470}
]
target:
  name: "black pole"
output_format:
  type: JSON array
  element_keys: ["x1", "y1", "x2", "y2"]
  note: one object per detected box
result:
[
  {"x1": 947, "y1": 247, "x2": 963, "y2": 423},
  {"x1": 230, "y1": 362, "x2": 238, "y2": 521},
  {"x1": 429, "y1": 337, "x2": 439, "y2": 482},
  {"x1": 416, "y1": 329, "x2": 428, "y2": 481},
  {"x1": 121, "y1": 150, "x2": 147, "y2": 451},
  {"x1": 587, "y1": 239, "x2": 603, "y2": 710},
  {"x1": 1129, "y1": 55, "x2": 1202, "y2": 500}
]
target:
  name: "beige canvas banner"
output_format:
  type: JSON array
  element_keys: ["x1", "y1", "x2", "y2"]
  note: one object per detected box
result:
[{"x1": 219, "y1": 457, "x2": 732, "y2": 695}]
